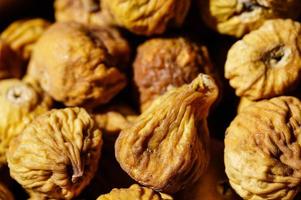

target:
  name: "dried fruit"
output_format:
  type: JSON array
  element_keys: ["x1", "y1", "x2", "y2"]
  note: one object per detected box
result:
[
  {"x1": 0, "y1": 79, "x2": 52, "y2": 167},
  {"x1": 7, "y1": 107, "x2": 103, "y2": 199},
  {"x1": 28, "y1": 22, "x2": 128, "y2": 108},
  {"x1": 54, "y1": 0, "x2": 112, "y2": 28},
  {"x1": 101, "y1": 0, "x2": 191, "y2": 35},
  {"x1": 0, "y1": 182, "x2": 14, "y2": 200},
  {"x1": 237, "y1": 97, "x2": 255, "y2": 113},
  {"x1": 200, "y1": 0, "x2": 301, "y2": 37},
  {"x1": 115, "y1": 74, "x2": 218, "y2": 193},
  {"x1": 225, "y1": 19, "x2": 301, "y2": 101},
  {"x1": 0, "y1": 39, "x2": 23, "y2": 79},
  {"x1": 93, "y1": 104, "x2": 137, "y2": 136},
  {"x1": 133, "y1": 37, "x2": 213, "y2": 110},
  {"x1": 1, "y1": 18, "x2": 50, "y2": 61},
  {"x1": 97, "y1": 184, "x2": 173, "y2": 200},
  {"x1": 225, "y1": 96, "x2": 301, "y2": 200},
  {"x1": 178, "y1": 139, "x2": 240, "y2": 200}
]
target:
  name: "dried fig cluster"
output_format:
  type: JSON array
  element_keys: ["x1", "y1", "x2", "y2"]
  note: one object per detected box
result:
[
  {"x1": 225, "y1": 19, "x2": 301, "y2": 101},
  {"x1": 0, "y1": 79, "x2": 52, "y2": 167},
  {"x1": 134, "y1": 37, "x2": 213, "y2": 110},
  {"x1": 7, "y1": 107, "x2": 102, "y2": 199},
  {"x1": 28, "y1": 22, "x2": 129, "y2": 108},
  {"x1": 225, "y1": 96, "x2": 301, "y2": 200},
  {"x1": 115, "y1": 74, "x2": 218, "y2": 193},
  {"x1": 200, "y1": 0, "x2": 301, "y2": 37},
  {"x1": 97, "y1": 184, "x2": 173, "y2": 200}
]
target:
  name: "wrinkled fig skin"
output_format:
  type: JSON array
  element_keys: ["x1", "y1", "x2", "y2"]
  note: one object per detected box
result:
[
  {"x1": 225, "y1": 96, "x2": 301, "y2": 200},
  {"x1": 178, "y1": 139, "x2": 241, "y2": 200},
  {"x1": 115, "y1": 74, "x2": 218, "y2": 193},
  {"x1": 225, "y1": 19, "x2": 301, "y2": 101},
  {"x1": 134, "y1": 38, "x2": 213, "y2": 111},
  {"x1": 7, "y1": 107, "x2": 103, "y2": 199},
  {"x1": 55, "y1": 0, "x2": 113, "y2": 28},
  {"x1": 0, "y1": 182, "x2": 14, "y2": 200},
  {"x1": 0, "y1": 40, "x2": 22, "y2": 79},
  {"x1": 28, "y1": 22, "x2": 128, "y2": 108},
  {"x1": 200, "y1": 0, "x2": 301, "y2": 37},
  {"x1": 0, "y1": 79, "x2": 52, "y2": 167},
  {"x1": 101, "y1": 0, "x2": 191, "y2": 35},
  {"x1": 97, "y1": 184, "x2": 173, "y2": 200},
  {"x1": 0, "y1": 18, "x2": 50, "y2": 61}
]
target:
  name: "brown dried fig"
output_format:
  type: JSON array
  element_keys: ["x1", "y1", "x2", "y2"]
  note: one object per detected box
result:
[
  {"x1": 200, "y1": 0, "x2": 301, "y2": 37},
  {"x1": 225, "y1": 96, "x2": 301, "y2": 200},
  {"x1": 115, "y1": 74, "x2": 218, "y2": 193},
  {"x1": 97, "y1": 184, "x2": 173, "y2": 200},
  {"x1": 7, "y1": 107, "x2": 103, "y2": 199},
  {"x1": 178, "y1": 139, "x2": 241, "y2": 200},
  {"x1": 28, "y1": 22, "x2": 128, "y2": 108},
  {"x1": 0, "y1": 79, "x2": 52, "y2": 167},
  {"x1": 1, "y1": 18, "x2": 50, "y2": 61},
  {"x1": 55, "y1": 0, "x2": 112, "y2": 28},
  {"x1": 225, "y1": 19, "x2": 301, "y2": 101},
  {"x1": 0, "y1": 182, "x2": 14, "y2": 200},
  {"x1": 0, "y1": 39, "x2": 23, "y2": 79},
  {"x1": 133, "y1": 37, "x2": 213, "y2": 111},
  {"x1": 101, "y1": 0, "x2": 191, "y2": 35}
]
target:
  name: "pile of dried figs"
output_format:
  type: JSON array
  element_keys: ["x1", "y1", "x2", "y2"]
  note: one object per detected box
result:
[{"x1": 1, "y1": 0, "x2": 301, "y2": 199}]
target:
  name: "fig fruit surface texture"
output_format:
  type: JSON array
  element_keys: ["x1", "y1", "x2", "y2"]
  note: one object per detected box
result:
[
  {"x1": 28, "y1": 22, "x2": 128, "y2": 108},
  {"x1": 225, "y1": 96, "x2": 301, "y2": 200},
  {"x1": 115, "y1": 74, "x2": 218, "y2": 193},
  {"x1": 225, "y1": 19, "x2": 301, "y2": 101},
  {"x1": 0, "y1": 79, "x2": 52, "y2": 167},
  {"x1": 134, "y1": 37, "x2": 213, "y2": 110},
  {"x1": 200, "y1": 0, "x2": 301, "y2": 37},
  {"x1": 7, "y1": 107, "x2": 103, "y2": 199}
]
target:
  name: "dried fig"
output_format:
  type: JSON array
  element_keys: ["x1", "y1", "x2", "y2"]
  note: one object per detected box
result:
[
  {"x1": 225, "y1": 19, "x2": 301, "y2": 101},
  {"x1": 178, "y1": 139, "x2": 241, "y2": 200},
  {"x1": 97, "y1": 184, "x2": 173, "y2": 200},
  {"x1": 0, "y1": 39, "x2": 22, "y2": 79},
  {"x1": 115, "y1": 74, "x2": 218, "y2": 193},
  {"x1": 225, "y1": 96, "x2": 301, "y2": 200},
  {"x1": 28, "y1": 22, "x2": 128, "y2": 108},
  {"x1": 101, "y1": 0, "x2": 191, "y2": 35},
  {"x1": 7, "y1": 107, "x2": 103, "y2": 199},
  {"x1": 237, "y1": 97, "x2": 256, "y2": 113},
  {"x1": 0, "y1": 182, "x2": 14, "y2": 200},
  {"x1": 0, "y1": 79, "x2": 52, "y2": 167},
  {"x1": 133, "y1": 37, "x2": 213, "y2": 111},
  {"x1": 1, "y1": 18, "x2": 50, "y2": 61},
  {"x1": 55, "y1": 0, "x2": 112, "y2": 28},
  {"x1": 200, "y1": 0, "x2": 301, "y2": 37}
]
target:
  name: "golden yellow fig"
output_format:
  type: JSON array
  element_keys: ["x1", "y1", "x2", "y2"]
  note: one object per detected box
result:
[
  {"x1": 7, "y1": 107, "x2": 103, "y2": 199},
  {"x1": 115, "y1": 74, "x2": 218, "y2": 193},
  {"x1": 0, "y1": 79, "x2": 52, "y2": 167},
  {"x1": 101, "y1": 0, "x2": 191, "y2": 35},
  {"x1": 28, "y1": 22, "x2": 128, "y2": 108},
  {"x1": 200, "y1": 0, "x2": 301, "y2": 37},
  {"x1": 225, "y1": 96, "x2": 301, "y2": 200},
  {"x1": 97, "y1": 184, "x2": 173, "y2": 200},
  {"x1": 225, "y1": 19, "x2": 301, "y2": 100}
]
